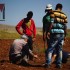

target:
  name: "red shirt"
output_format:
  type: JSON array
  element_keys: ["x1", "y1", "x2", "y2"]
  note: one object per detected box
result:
[{"x1": 16, "y1": 19, "x2": 36, "y2": 38}]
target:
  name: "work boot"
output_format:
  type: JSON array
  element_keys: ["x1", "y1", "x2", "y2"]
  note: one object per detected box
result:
[
  {"x1": 56, "y1": 64, "x2": 62, "y2": 69},
  {"x1": 42, "y1": 63, "x2": 50, "y2": 68},
  {"x1": 29, "y1": 54, "x2": 33, "y2": 60},
  {"x1": 67, "y1": 54, "x2": 70, "y2": 63}
]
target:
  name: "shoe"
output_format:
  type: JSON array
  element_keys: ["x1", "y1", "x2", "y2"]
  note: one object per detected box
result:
[
  {"x1": 67, "y1": 56, "x2": 70, "y2": 63},
  {"x1": 29, "y1": 55, "x2": 33, "y2": 61},
  {"x1": 46, "y1": 64, "x2": 50, "y2": 68},
  {"x1": 42, "y1": 63, "x2": 47, "y2": 66},
  {"x1": 42, "y1": 63, "x2": 50, "y2": 68},
  {"x1": 20, "y1": 60, "x2": 31, "y2": 66},
  {"x1": 68, "y1": 53, "x2": 70, "y2": 56},
  {"x1": 23, "y1": 55, "x2": 29, "y2": 62},
  {"x1": 56, "y1": 64, "x2": 62, "y2": 69}
]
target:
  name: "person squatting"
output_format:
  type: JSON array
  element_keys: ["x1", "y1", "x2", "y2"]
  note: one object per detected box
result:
[{"x1": 9, "y1": 34, "x2": 38, "y2": 65}]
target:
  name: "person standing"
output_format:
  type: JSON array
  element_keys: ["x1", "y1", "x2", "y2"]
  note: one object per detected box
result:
[
  {"x1": 42, "y1": 4, "x2": 55, "y2": 67},
  {"x1": 44, "y1": 3, "x2": 67, "y2": 68},
  {"x1": 42, "y1": 4, "x2": 53, "y2": 48},
  {"x1": 16, "y1": 11, "x2": 36, "y2": 60}
]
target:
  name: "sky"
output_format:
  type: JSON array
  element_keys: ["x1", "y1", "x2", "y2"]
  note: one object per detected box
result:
[{"x1": 0, "y1": 0, "x2": 70, "y2": 28}]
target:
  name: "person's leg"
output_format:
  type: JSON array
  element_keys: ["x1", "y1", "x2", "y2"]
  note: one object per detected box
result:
[
  {"x1": 28, "y1": 36, "x2": 33, "y2": 50},
  {"x1": 28, "y1": 36, "x2": 33, "y2": 60},
  {"x1": 62, "y1": 51, "x2": 70, "y2": 63},
  {"x1": 9, "y1": 54, "x2": 22, "y2": 64},
  {"x1": 45, "y1": 34, "x2": 59, "y2": 67},
  {"x1": 9, "y1": 55, "x2": 15, "y2": 63},
  {"x1": 55, "y1": 34, "x2": 64, "y2": 68},
  {"x1": 22, "y1": 44, "x2": 30, "y2": 61},
  {"x1": 56, "y1": 47, "x2": 62, "y2": 68}
]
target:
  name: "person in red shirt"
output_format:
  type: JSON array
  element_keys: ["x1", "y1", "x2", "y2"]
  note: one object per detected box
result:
[{"x1": 16, "y1": 11, "x2": 36, "y2": 60}]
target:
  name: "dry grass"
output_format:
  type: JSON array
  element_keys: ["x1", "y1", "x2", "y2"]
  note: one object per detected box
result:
[{"x1": 0, "y1": 24, "x2": 70, "y2": 39}]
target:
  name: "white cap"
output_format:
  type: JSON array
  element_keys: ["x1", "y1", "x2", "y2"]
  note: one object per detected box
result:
[
  {"x1": 46, "y1": 4, "x2": 52, "y2": 10},
  {"x1": 21, "y1": 34, "x2": 28, "y2": 39}
]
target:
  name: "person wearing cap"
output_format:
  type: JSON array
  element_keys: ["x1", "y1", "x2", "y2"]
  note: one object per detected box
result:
[
  {"x1": 16, "y1": 11, "x2": 36, "y2": 60},
  {"x1": 44, "y1": 3, "x2": 67, "y2": 68},
  {"x1": 43, "y1": 4, "x2": 53, "y2": 42},
  {"x1": 42, "y1": 4, "x2": 53, "y2": 67},
  {"x1": 9, "y1": 34, "x2": 38, "y2": 65}
]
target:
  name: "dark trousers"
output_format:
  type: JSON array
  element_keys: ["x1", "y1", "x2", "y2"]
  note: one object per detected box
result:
[
  {"x1": 9, "y1": 44, "x2": 30, "y2": 64},
  {"x1": 28, "y1": 36, "x2": 33, "y2": 50},
  {"x1": 28, "y1": 36, "x2": 33, "y2": 60},
  {"x1": 9, "y1": 54, "x2": 22, "y2": 64}
]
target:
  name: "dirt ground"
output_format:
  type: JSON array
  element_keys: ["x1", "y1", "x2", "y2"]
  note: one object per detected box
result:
[{"x1": 0, "y1": 35, "x2": 70, "y2": 70}]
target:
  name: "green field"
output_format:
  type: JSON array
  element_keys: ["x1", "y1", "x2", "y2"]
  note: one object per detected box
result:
[
  {"x1": 0, "y1": 30, "x2": 70, "y2": 39},
  {"x1": 67, "y1": 29, "x2": 70, "y2": 37},
  {"x1": 0, "y1": 24, "x2": 70, "y2": 39},
  {"x1": 0, "y1": 30, "x2": 20, "y2": 39}
]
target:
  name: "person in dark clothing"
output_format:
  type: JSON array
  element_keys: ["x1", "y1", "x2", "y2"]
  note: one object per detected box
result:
[{"x1": 62, "y1": 51, "x2": 70, "y2": 63}]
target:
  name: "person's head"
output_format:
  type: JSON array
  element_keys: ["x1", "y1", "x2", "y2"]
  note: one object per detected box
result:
[
  {"x1": 27, "y1": 11, "x2": 33, "y2": 20},
  {"x1": 21, "y1": 34, "x2": 28, "y2": 42},
  {"x1": 55, "y1": 3, "x2": 63, "y2": 10},
  {"x1": 45, "y1": 4, "x2": 52, "y2": 13}
]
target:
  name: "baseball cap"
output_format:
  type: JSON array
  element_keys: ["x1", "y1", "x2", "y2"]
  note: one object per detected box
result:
[
  {"x1": 21, "y1": 34, "x2": 28, "y2": 39},
  {"x1": 46, "y1": 4, "x2": 52, "y2": 10}
]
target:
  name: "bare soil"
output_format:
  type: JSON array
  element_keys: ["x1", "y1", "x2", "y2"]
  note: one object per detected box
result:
[{"x1": 0, "y1": 35, "x2": 70, "y2": 70}]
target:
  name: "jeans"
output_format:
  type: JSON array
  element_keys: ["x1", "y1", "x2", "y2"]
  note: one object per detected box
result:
[{"x1": 46, "y1": 33, "x2": 64, "y2": 65}]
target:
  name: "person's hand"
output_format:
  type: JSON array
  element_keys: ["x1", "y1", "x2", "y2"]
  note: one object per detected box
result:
[
  {"x1": 43, "y1": 34, "x2": 46, "y2": 41},
  {"x1": 43, "y1": 35, "x2": 46, "y2": 41},
  {"x1": 64, "y1": 37, "x2": 66, "y2": 41},
  {"x1": 21, "y1": 32, "x2": 25, "y2": 35},
  {"x1": 47, "y1": 32, "x2": 50, "y2": 39},
  {"x1": 34, "y1": 55, "x2": 38, "y2": 59},
  {"x1": 32, "y1": 37, "x2": 36, "y2": 42}
]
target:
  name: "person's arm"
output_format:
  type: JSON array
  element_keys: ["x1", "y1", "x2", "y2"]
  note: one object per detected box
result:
[
  {"x1": 42, "y1": 16, "x2": 46, "y2": 41},
  {"x1": 31, "y1": 19, "x2": 36, "y2": 41},
  {"x1": 33, "y1": 20, "x2": 36, "y2": 38},
  {"x1": 29, "y1": 49, "x2": 38, "y2": 58},
  {"x1": 64, "y1": 24, "x2": 67, "y2": 40},
  {"x1": 47, "y1": 18, "x2": 54, "y2": 39},
  {"x1": 16, "y1": 19, "x2": 24, "y2": 35}
]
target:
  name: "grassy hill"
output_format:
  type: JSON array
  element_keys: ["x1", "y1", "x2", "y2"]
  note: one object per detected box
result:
[
  {"x1": 0, "y1": 24, "x2": 42, "y2": 39},
  {"x1": 0, "y1": 24, "x2": 70, "y2": 39},
  {"x1": 0, "y1": 24, "x2": 16, "y2": 33}
]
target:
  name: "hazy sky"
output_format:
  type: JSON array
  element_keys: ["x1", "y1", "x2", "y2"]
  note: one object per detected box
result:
[{"x1": 0, "y1": 0, "x2": 70, "y2": 28}]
